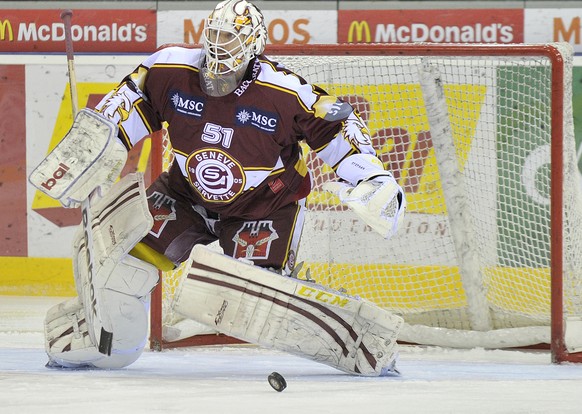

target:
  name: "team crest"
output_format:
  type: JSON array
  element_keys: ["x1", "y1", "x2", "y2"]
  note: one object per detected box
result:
[
  {"x1": 232, "y1": 220, "x2": 279, "y2": 260},
  {"x1": 186, "y1": 148, "x2": 245, "y2": 203},
  {"x1": 148, "y1": 191, "x2": 177, "y2": 237}
]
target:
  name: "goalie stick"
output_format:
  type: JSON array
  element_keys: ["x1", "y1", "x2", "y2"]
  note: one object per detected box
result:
[{"x1": 61, "y1": 9, "x2": 113, "y2": 355}]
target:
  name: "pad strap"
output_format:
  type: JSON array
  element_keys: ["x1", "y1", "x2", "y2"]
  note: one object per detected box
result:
[{"x1": 174, "y1": 245, "x2": 403, "y2": 376}]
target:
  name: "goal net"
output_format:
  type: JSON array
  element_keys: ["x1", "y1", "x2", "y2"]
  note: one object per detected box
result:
[{"x1": 148, "y1": 43, "x2": 582, "y2": 363}]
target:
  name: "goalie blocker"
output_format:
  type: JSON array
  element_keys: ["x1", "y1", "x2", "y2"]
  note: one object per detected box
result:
[
  {"x1": 28, "y1": 108, "x2": 127, "y2": 208},
  {"x1": 174, "y1": 245, "x2": 404, "y2": 376}
]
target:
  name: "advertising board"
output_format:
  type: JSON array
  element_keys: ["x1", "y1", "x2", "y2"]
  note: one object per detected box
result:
[
  {"x1": 158, "y1": 9, "x2": 336, "y2": 46},
  {"x1": 338, "y1": 9, "x2": 524, "y2": 44},
  {"x1": 0, "y1": 9, "x2": 156, "y2": 53}
]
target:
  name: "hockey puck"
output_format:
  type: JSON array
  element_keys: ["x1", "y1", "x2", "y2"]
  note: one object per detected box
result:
[{"x1": 267, "y1": 371, "x2": 287, "y2": 392}]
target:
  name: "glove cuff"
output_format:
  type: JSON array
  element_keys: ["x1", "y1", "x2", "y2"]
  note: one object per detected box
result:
[{"x1": 336, "y1": 153, "x2": 389, "y2": 186}]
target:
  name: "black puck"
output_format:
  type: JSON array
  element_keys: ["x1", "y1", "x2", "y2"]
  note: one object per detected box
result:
[{"x1": 267, "y1": 371, "x2": 287, "y2": 392}]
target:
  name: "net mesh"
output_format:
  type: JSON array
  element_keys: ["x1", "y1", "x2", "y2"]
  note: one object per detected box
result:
[{"x1": 151, "y1": 44, "x2": 582, "y2": 349}]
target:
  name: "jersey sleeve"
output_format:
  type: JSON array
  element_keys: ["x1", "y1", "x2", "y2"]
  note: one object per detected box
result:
[
  {"x1": 93, "y1": 50, "x2": 166, "y2": 151},
  {"x1": 289, "y1": 76, "x2": 383, "y2": 183}
]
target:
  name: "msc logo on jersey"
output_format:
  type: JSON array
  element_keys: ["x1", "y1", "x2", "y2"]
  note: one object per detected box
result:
[
  {"x1": 187, "y1": 148, "x2": 245, "y2": 203},
  {"x1": 170, "y1": 91, "x2": 205, "y2": 117},
  {"x1": 232, "y1": 220, "x2": 279, "y2": 260},
  {"x1": 148, "y1": 191, "x2": 177, "y2": 237},
  {"x1": 235, "y1": 107, "x2": 278, "y2": 133}
]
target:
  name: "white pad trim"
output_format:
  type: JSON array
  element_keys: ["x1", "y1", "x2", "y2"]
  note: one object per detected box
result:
[
  {"x1": 174, "y1": 245, "x2": 403, "y2": 376},
  {"x1": 29, "y1": 108, "x2": 127, "y2": 208}
]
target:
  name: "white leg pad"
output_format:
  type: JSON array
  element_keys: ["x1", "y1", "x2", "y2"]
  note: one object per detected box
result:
[
  {"x1": 45, "y1": 173, "x2": 158, "y2": 369},
  {"x1": 45, "y1": 256, "x2": 157, "y2": 369},
  {"x1": 173, "y1": 245, "x2": 403, "y2": 376}
]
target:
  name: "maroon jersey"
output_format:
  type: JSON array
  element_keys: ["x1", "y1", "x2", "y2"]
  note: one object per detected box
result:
[{"x1": 96, "y1": 46, "x2": 378, "y2": 219}]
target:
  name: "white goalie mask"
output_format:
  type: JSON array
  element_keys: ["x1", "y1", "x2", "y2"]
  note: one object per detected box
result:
[{"x1": 200, "y1": 0, "x2": 267, "y2": 97}]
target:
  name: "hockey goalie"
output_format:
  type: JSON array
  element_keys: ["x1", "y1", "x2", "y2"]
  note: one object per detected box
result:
[{"x1": 30, "y1": 0, "x2": 406, "y2": 376}]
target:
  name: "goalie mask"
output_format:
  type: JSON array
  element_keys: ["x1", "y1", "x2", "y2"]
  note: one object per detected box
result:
[{"x1": 200, "y1": 0, "x2": 267, "y2": 97}]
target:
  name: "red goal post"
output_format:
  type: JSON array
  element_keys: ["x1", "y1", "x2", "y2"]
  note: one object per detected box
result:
[{"x1": 148, "y1": 42, "x2": 582, "y2": 364}]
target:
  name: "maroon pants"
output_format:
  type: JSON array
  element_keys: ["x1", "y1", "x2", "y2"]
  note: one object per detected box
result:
[{"x1": 141, "y1": 172, "x2": 306, "y2": 274}]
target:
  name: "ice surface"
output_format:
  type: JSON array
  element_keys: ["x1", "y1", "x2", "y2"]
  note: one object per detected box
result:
[{"x1": 1, "y1": 296, "x2": 582, "y2": 414}]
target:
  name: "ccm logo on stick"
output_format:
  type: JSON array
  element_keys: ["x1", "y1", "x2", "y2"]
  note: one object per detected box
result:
[{"x1": 41, "y1": 163, "x2": 70, "y2": 191}]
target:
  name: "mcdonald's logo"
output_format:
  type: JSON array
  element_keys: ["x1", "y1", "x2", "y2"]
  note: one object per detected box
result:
[
  {"x1": 0, "y1": 19, "x2": 14, "y2": 41},
  {"x1": 348, "y1": 20, "x2": 371, "y2": 43}
]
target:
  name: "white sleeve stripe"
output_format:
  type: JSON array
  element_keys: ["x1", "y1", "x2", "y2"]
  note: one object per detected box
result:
[{"x1": 316, "y1": 135, "x2": 355, "y2": 168}]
